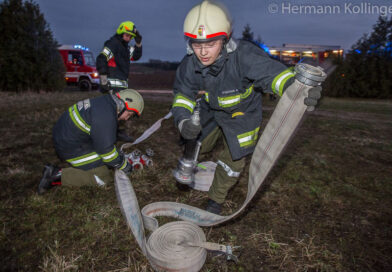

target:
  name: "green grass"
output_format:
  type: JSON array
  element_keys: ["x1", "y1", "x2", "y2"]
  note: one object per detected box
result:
[{"x1": 0, "y1": 91, "x2": 391, "y2": 271}]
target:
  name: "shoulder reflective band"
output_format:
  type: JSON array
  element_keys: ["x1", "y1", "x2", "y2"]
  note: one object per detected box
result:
[
  {"x1": 108, "y1": 78, "x2": 128, "y2": 88},
  {"x1": 69, "y1": 105, "x2": 91, "y2": 134},
  {"x1": 67, "y1": 151, "x2": 100, "y2": 167},
  {"x1": 237, "y1": 127, "x2": 260, "y2": 147},
  {"x1": 119, "y1": 157, "x2": 129, "y2": 170},
  {"x1": 100, "y1": 147, "x2": 119, "y2": 162},
  {"x1": 272, "y1": 68, "x2": 295, "y2": 96},
  {"x1": 217, "y1": 160, "x2": 240, "y2": 178},
  {"x1": 101, "y1": 46, "x2": 113, "y2": 61},
  {"x1": 173, "y1": 94, "x2": 196, "y2": 113}
]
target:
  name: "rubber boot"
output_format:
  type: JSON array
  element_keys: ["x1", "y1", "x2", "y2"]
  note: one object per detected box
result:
[
  {"x1": 38, "y1": 164, "x2": 62, "y2": 195},
  {"x1": 206, "y1": 199, "x2": 222, "y2": 215},
  {"x1": 117, "y1": 128, "x2": 134, "y2": 142}
]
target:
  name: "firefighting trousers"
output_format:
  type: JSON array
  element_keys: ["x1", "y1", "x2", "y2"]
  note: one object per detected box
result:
[
  {"x1": 61, "y1": 165, "x2": 114, "y2": 187},
  {"x1": 200, "y1": 127, "x2": 245, "y2": 204}
]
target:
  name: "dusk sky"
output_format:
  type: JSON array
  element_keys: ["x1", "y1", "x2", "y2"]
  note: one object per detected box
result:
[{"x1": 31, "y1": 0, "x2": 392, "y2": 61}]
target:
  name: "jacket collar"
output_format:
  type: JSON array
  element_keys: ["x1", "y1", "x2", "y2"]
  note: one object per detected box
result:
[{"x1": 113, "y1": 34, "x2": 129, "y2": 47}]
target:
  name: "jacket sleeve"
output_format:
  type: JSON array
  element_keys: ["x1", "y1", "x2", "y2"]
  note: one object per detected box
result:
[
  {"x1": 130, "y1": 45, "x2": 142, "y2": 61},
  {"x1": 241, "y1": 43, "x2": 295, "y2": 96},
  {"x1": 171, "y1": 57, "x2": 199, "y2": 127},
  {"x1": 96, "y1": 39, "x2": 117, "y2": 75}
]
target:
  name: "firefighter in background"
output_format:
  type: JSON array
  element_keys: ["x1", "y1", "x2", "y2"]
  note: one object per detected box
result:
[
  {"x1": 37, "y1": 89, "x2": 144, "y2": 194},
  {"x1": 96, "y1": 21, "x2": 143, "y2": 141},
  {"x1": 97, "y1": 21, "x2": 142, "y2": 92},
  {"x1": 172, "y1": 0, "x2": 322, "y2": 214}
]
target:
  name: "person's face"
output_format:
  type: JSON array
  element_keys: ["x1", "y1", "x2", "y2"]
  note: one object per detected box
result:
[
  {"x1": 191, "y1": 39, "x2": 223, "y2": 66},
  {"x1": 118, "y1": 110, "x2": 135, "y2": 121},
  {"x1": 122, "y1": 33, "x2": 132, "y2": 43}
]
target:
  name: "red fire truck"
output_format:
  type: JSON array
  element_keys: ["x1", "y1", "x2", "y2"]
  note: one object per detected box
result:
[{"x1": 58, "y1": 44, "x2": 100, "y2": 91}]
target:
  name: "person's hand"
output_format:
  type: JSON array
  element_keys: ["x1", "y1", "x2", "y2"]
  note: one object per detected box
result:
[
  {"x1": 99, "y1": 75, "x2": 110, "y2": 92},
  {"x1": 304, "y1": 86, "x2": 322, "y2": 111},
  {"x1": 179, "y1": 119, "x2": 201, "y2": 140},
  {"x1": 134, "y1": 30, "x2": 142, "y2": 46}
]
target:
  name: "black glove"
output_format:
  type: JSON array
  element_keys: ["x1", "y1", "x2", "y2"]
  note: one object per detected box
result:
[
  {"x1": 99, "y1": 75, "x2": 111, "y2": 92},
  {"x1": 180, "y1": 119, "x2": 201, "y2": 140},
  {"x1": 122, "y1": 160, "x2": 133, "y2": 175},
  {"x1": 304, "y1": 86, "x2": 322, "y2": 111},
  {"x1": 134, "y1": 30, "x2": 142, "y2": 45}
]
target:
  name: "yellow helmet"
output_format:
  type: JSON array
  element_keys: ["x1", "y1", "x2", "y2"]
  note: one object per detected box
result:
[
  {"x1": 116, "y1": 89, "x2": 144, "y2": 116},
  {"x1": 184, "y1": 0, "x2": 232, "y2": 41},
  {"x1": 116, "y1": 21, "x2": 137, "y2": 37}
]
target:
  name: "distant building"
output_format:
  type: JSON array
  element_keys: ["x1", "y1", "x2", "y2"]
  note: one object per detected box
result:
[{"x1": 268, "y1": 43, "x2": 344, "y2": 65}]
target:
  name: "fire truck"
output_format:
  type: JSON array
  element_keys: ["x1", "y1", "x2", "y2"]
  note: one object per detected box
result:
[{"x1": 58, "y1": 44, "x2": 100, "y2": 91}]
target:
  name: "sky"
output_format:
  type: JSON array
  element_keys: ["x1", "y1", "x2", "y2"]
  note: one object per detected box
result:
[{"x1": 28, "y1": 0, "x2": 392, "y2": 62}]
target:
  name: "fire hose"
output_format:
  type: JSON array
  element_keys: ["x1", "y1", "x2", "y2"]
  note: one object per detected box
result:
[{"x1": 115, "y1": 64, "x2": 327, "y2": 271}]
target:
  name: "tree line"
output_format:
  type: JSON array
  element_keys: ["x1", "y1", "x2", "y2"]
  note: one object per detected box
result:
[{"x1": 0, "y1": 0, "x2": 65, "y2": 92}]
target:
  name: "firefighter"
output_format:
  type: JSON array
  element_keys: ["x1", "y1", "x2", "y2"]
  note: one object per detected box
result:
[
  {"x1": 37, "y1": 89, "x2": 144, "y2": 194},
  {"x1": 97, "y1": 21, "x2": 142, "y2": 92},
  {"x1": 96, "y1": 21, "x2": 143, "y2": 141},
  {"x1": 172, "y1": 0, "x2": 322, "y2": 214}
]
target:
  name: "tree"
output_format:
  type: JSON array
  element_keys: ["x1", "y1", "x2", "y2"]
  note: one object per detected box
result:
[
  {"x1": 0, "y1": 0, "x2": 65, "y2": 92},
  {"x1": 324, "y1": 16, "x2": 392, "y2": 98},
  {"x1": 241, "y1": 23, "x2": 254, "y2": 41}
]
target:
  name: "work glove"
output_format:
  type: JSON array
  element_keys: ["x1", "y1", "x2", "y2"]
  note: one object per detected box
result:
[
  {"x1": 179, "y1": 119, "x2": 201, "y2": 140},
  {"x1": 99, "y1": 75, "x2": 111, "y2": 92},
  {"x1": 134, "y1": 30, "x2": 142, "y2": 45},
  {"x1": 122, "y1": 160, "x2": 133, "y2": 175},
  {"x1": 304, "y1": 86, "x2": 322, "y2": 111}
]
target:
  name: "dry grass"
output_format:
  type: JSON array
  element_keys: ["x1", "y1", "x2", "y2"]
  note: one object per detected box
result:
[{"x1": 0, "y1": 90, "x2": 391, "y2": 271}]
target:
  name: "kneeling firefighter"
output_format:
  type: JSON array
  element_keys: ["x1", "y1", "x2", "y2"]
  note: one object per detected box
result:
[
  {"x1": 38, "y1": 89, "x2": 144, "y2": 194},
  {"x1": 172, "y1": 0, "x2": 322, "y2": 214}
]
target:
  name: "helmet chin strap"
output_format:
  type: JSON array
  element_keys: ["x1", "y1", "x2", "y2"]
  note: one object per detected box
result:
[{"x1": 186, "y1": 36, "x2": 237, "y2": 56}]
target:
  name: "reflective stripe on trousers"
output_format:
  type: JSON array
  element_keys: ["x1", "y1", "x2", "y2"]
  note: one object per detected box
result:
[{"x1": 217, "y1": 160, "x2": 240, "y2": 178}]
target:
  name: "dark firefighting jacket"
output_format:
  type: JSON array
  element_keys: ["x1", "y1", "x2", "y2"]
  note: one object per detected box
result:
[
  {"x1": 53, "y1": 94, "x2": 129, "y2": 171},
  {"x1": 96, "y1": 34, "x2": 142, "y2": 89},
  {"x1": 172, "y1": 39, "x2": 295, "y2": 160}
]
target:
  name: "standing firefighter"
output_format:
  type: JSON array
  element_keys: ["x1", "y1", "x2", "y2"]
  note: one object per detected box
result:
[
  {"x1": 172, "y1": 0, "x2": 322, "y2": 214},
  {"x1": 97, "y1": 21, "x2": 142, "y2": 92},
  {"x1": 96, "y1": 21, "x2": 143, "y2": 141},
  {"x1": 38, "y1": 89, "x2": 144, "y2": 194}
]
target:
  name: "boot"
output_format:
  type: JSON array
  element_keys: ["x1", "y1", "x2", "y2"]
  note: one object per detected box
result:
[
  {"x1": 117, "y1": 129, "x2": 134, "y2": 142},
  {"x1": 206, "y1": 199, "x2": 222, "y2": 215},
  {"x1": 38, "y1": 164, "x2": 62, "y2": 195}
]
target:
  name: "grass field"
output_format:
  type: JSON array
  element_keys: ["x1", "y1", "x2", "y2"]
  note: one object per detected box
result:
[{"x1": 0, "y1": 91, "x2": 391, "y2": 271}]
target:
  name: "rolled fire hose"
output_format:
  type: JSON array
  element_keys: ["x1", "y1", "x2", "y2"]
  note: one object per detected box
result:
[{"x1": 115, "y1": 64, "x2": 327, "y2": 271}]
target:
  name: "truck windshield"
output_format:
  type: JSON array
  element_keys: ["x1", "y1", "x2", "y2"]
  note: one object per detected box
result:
[{"x1": 83, "y1": 52, "x2": 95, "y2": 66}]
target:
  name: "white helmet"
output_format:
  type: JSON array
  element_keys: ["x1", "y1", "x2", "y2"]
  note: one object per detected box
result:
[
  {"x1": 115, "y1": 89, "x2": 144, "y2": 117},
  {"x1": 184, "y1": 0, "x2": 232, "y2": 42}
]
